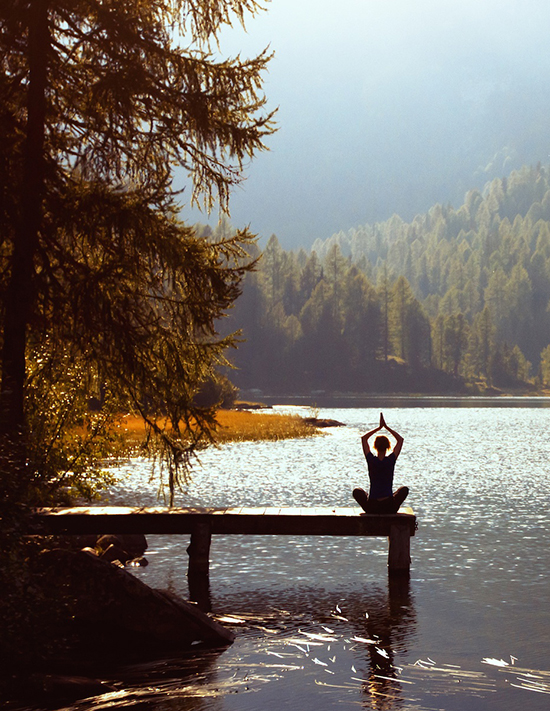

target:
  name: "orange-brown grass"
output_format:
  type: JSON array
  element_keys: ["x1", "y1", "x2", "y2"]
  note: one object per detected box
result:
[
  {"x1": 115, "y1": 409, "x2": 317, "y2": 446},
  {"x1": 214, "y1": 409, "x2": 317, "y2": 442}
]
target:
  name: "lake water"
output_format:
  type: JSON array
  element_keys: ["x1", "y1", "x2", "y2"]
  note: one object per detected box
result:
[{"x1": 42, "y1": 402, "x2": 550, "y2": 710}]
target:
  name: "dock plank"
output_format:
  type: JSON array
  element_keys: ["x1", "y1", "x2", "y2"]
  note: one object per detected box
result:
[
  {"x1": 30, "y1": 505, "x2": 417, "y2": 579},
  {"x1": 31, "y1": 506, "x2": 416, "y2": 537},
  {"x1": 280, "y1": 507, "x2": 303, "y2": 517}
]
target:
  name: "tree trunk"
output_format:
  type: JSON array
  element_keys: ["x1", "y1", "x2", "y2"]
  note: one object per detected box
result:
[{"x1": 0, "y1": 0, "x2": 49, "y2": 437}]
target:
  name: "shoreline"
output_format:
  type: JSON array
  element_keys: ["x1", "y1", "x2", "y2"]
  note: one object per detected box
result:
[{"x1": 238, "y1": 391, "x2": 550, "y2": 409}]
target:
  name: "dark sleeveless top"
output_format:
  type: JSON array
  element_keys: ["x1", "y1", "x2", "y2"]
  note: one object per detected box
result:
[{"x1": 365, "y1": 451, "x2": 396, "y2": 499}]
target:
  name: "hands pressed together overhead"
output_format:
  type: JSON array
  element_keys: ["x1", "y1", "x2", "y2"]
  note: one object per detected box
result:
[{"x1": 361, "y1": 412, "x2": 404, "y2": 459}]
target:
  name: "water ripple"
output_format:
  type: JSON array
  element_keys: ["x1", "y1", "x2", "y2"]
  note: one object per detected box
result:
[{"x1": 55, "y1": 405, "x2": 550, "y2": 711}]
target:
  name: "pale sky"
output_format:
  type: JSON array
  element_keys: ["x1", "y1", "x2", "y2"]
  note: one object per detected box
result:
[{"x1": 181, "y1": 0, "x2": 550, "y2": 247}]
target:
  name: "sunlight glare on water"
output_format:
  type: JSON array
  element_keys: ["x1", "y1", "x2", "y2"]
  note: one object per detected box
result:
[{"x1": 51, "y1": 404, "x2": 550, "y2": 711}]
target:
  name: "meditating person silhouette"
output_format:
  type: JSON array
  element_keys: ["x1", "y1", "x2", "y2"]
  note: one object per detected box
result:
[{"x1": 353, "y1": 412, "x2": 409, "y2": 514}]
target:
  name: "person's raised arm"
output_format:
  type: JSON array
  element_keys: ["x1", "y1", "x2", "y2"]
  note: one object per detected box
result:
[
  {"x1": 361, "y1": 422, "x2": 382, "y2": 458},
  {"x1": 380, "y1": 412, "x2": 404, "y2": 459}
]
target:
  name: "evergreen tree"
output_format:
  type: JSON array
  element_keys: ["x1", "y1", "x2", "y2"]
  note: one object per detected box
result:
[
  {"x1": 389, "y1": 275, "x2": 429, "y2": 364},
  {"x1": 226, "y1": 242, "x2": 265, "y2": 388},
  {"x1": 299, "y1": 279, "x2": 345, "y2": 389},
  {"x1": 281, "y1": 251, "x2": 302, "y2": 316},
  {"x1": 484, "y1": 267, "x2": 509, "y2": 341},
  {"x1": 468, "y1": 307, "x2": 495, "y2": 382},
  {"x1": 540, "y1": 345, "x2": 550, "y2": 387},
  {"x1": 377, "y1": 263, "x2": 392, "y2": 362},
  {"x1": 323, "y1": 243, "x2": 348, "y2": 322},
  {"x1": 442, "y1": 313, "x2": 469, "y2": 376},
  {"x1": 342, "y1": 267, "x2": 380, "y2": 370},
  {"x1": 262, "y1": 234, "x2": 286, "y2": 310},
  {"x1": 0, "y1": 0, "x2": 275, "y2": 504},
  {"x1": 299, "y1": 250, "x2": 323, "y2": 309}
]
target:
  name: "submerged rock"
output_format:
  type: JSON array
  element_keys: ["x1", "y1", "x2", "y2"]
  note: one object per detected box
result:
[{"x1": 33, "y1": 549, "x2": 234, "y2": 665}]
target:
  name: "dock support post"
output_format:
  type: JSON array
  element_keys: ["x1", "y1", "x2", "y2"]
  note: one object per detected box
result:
[
  {"x1": 388, "y1": 523, "x2": 411, "y2": 575},
  {"x1": 187, "y1": 520, "x2": 212, "y2": 610},
  {"x1": 187, "y1": 519, "x2": 212, "y2": 576}
]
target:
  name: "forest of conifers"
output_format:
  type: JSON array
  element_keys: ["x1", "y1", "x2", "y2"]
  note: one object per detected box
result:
[{"x1": 219, "y1": 164, "x2": 550, "y2": 394}]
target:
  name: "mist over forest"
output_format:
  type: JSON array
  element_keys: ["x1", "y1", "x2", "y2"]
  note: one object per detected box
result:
[
  {"x1": 185, "y1": 0, "x2": 550, "y2": 249},
  {"x1": 192, "y1": 2, "x2": 550, "y2": 395},
  {"x1": 54, "y1": 0, "x2": 543, "y2": 393}
]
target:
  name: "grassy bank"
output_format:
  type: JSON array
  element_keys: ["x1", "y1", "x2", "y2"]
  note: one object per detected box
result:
[
  {"x1": 117, "y1": 408, "x2": 318, "y2": 448},
  {"x1": 214, "y1": 409, "x2": 318, "y2": 442}
]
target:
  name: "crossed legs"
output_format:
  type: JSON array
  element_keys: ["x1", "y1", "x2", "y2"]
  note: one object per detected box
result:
[{"x1": 353, "y1": 486, "x2": 409, "y2": 514}]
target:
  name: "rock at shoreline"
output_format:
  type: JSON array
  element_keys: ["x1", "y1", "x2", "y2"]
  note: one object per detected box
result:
[
  {"x1": 303, "y1": 417, "x2": 345, "y2": 428},
  {"x1": 57, "y1": 532, "x2": 149, "y2": 566},
  {"x1": 34, "y1": 549, "x2": 234, "y2": 664},
  {"x1": 99, "y1": 542, "x2": 129, "y2": 565},
  {"x1": 96, "y1": 533, "x2": 148, "y2": 561}
]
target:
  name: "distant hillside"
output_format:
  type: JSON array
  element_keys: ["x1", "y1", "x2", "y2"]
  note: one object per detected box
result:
[{"x1": 227, "y1": 164, "x2": 550, "y2": 395}]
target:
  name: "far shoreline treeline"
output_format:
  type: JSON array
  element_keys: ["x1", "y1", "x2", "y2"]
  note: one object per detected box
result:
[{"x1": 214, "y1": 164, "x2": 550, "y2": 396}]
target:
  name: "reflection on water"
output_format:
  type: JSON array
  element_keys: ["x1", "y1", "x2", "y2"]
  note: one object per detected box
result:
[
  {"x1": 87, "y1": 650, "x2": 226, "y2": 711},
  {"x1": 38, "y1": 579, "x2": 550, "y2": 710},
  {"x1": 95, "y1": 581, "x2": 416, "y2": 711},
  {"x1": 215, "y1": 580, "x2": 417, "y2": 711},
  {"x1": 20, "y1": 404, "x2": 550, "y2": 710},
  {"x1": 36, "y1": 582, "x2": 415, "y2": 711},
  {"x1": 357, "y1": 577, "x2": 415, "y2": 710}
]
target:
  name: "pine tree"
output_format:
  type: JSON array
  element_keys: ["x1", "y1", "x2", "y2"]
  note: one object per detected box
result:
[
  {"x1": 468, "y1": 307, "x2": 495, "y2": 383},
  {"x1": 0, "y1": 0, "x2": 275, "y2": 504},
  {"x1": 443, "y1": 313, "x2": 469, "y2": 376},
  {"x1": 342, "y1": 267, "x2": 380, "y2": 369},
  {"x1": 323, "y1": 243, "x2": 348, "y2": 322},
  {"x1": 299, "y1": 250, "x2": 323, "y2": 309},
  {"x1": 262, "y1": 234, "x2": 286, "y2": 310},
  {"x1": 540, "y1": 345, "x2": 550, "y2": 387},
  {"x1": 378, "y1": 263, "x2": 392, "y2": 362}
]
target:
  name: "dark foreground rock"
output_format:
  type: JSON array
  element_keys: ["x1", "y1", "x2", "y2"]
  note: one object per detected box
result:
[{"x1": 32, "y1": 549, "x2": 234, "y2": 667}]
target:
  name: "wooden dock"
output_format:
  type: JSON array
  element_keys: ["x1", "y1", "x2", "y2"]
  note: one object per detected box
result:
[{"x1": 32, "y1": 506, "x2": 417, "y2": 580}]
